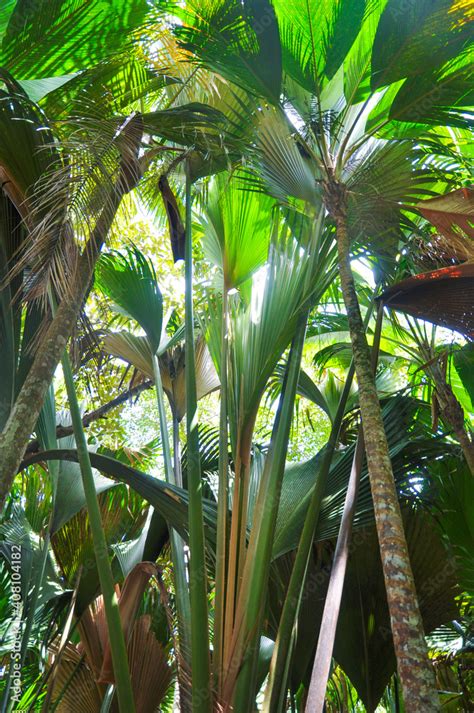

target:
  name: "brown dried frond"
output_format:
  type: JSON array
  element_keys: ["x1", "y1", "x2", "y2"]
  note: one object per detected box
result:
[
  {"x1": 381, "y1": 263, "x2": 474, "y2": 337},
  {"x1": 417, "y1": 186, "x2": 474, "y2": 263}
]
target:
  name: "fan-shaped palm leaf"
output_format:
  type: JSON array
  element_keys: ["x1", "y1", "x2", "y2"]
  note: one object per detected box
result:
[
  {"x1": 199, "y1": 171, "x2": 275, "y2": 289},
  {"x1": 96, "y1": 247, "x2": 163, "y2": 354}
]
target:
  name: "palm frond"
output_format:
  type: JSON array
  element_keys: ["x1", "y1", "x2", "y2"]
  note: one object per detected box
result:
[
  {"x1": 0, "y1": 0, "x2": 152, "y2": 80},
  {"x1": 96, "y1": 246, "x2": 163, "y2": 353},
  {"x1": 199, "y1": 171, "x2": 275, "y2": 289}
]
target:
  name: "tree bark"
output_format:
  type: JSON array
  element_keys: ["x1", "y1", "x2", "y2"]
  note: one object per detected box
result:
[
  {"x1": 326, "y1": 180, "x2": 439, "y2": 712},
  {"x1": 430, "y1": 362, "x2": 474, "y2": 475},
  {"x1": 0, "y1": 119, "x2": 143, "y2": 508}
]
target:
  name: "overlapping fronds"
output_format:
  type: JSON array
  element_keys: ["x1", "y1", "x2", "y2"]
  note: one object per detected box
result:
[
  {"x1": 171, "y1": 0, "x2": 282, "y2": 101},
  {"x1": 0, "y1": 0, "x2": 152, "y2": 80}
]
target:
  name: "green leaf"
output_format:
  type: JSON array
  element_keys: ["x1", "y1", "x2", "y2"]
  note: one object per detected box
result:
[
  {"x1": 255, "y1": 106, "x2": 322, "y2": 206},
  {"x1": 431, "y1": 457, "x2": 474, "y2": 595},
  {"x1": 199, "y1": 172, "x2": 275, "y2": 288},
  {"x1": 41, "y1": 58, "x2": 176, "y2": 119},
  {"x1": 273, "y1": 0, "x2": 367, "y2": 93},
  {"x1": 322, "y1": 0, "x2": 367, "y2": 80},
  {"x1": 175, "y1": 0, "x2": 282, "y2": 101},
  {"x1": 51, "y1": 435, "x2": 119, "y2": 534},
  {"x1": 23, "y1": 449, "x2": 219, "y2": 547},
  {"x1": 273, "y1": 395, "x2": 452, "y2": 557},
  {"x1": 371, "y1": 0, "x2": 473, "y2": 90},
  {"x1": 96, "y1": 247, "x2": 163, "y2": 354},
  {"x1": 453, "y1": 343, "x2": 474, "y2": 409},
  {"x1": 18, "y1": 74, "x2": 77, "y2": 102},
  {"x1": 0, "y1": 0, "x2": 151, "y2": 80},
  {"x1": 142, "y1": 102, "x2": 234, "y2": 152},
  {"x1": 0, "y1": 83, "x2": 59, "y2": 209},
  {"x1": 389, "y1": 63, "x2": 474, "y2": 129}
]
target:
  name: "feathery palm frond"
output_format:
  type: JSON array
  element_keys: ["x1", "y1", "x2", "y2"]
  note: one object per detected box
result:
[{"x1": 0, "y1": 0, "x2": 152, "y2": 81}]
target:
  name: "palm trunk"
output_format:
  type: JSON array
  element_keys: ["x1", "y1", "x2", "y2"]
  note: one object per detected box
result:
[
  {"x1": 0, "y1": 122, "x2": 143, "y2": 508},
  {"x1": 330, "y1": 186, "x2": 439, "y2": 711},
  {"x1": 264, "y1": 299, "x2": 383, "y2": 711},
  {"x1": 263, "y1": 359, "x2": 356, "y2": 712},
  {"x1": 230, "y1": 312, "x2": 308, "y2": 710},
  {"x1": 152, "y1": 354, "x2": 191, "y2": 710},
  {"x1": 214, "y1": 286, "x2": 229, "y2": 696}
]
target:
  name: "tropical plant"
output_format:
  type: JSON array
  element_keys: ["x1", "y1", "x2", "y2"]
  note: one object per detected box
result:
[{"x1": 0, "y1": 2, "x2": 472, "y2": 712}]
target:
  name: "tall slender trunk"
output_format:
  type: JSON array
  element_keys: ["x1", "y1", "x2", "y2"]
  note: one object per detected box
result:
[
  {"x1": 152, "y1": 355, "x2": 191, "y2": 712},
  {"x1": 306, "y1": 304, "x2": 383, "y2": 712},
  {"x1": 230, "y1": 312, "x2": 308, "y2": 710},
  {"x1": 327, "y1": 181, "x2": 439, "y2": 712},
  {"x1": 61, "y1": 347, "x2": 135, "y2": 713},
  {"x1": 263, "y1": 359, "x2": 356, "y2": 712},
  {"x1": 0, "y1": 120, "x2": 143, "y2": 508},
  {"x1": 214, "y1": 286, "x2": 229, "y2": 697},
  {"x1": 184, "y1": 165, "x2": 212, "y2": 711}
]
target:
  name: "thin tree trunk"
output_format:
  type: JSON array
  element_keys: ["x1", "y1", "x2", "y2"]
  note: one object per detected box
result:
[
  {"x1": 328, "y1": 183, "x2": 439, "y2": 712},
  {"x1": 61, "y1": 348, "x2": 136, "y2": 713},
  {"x1": 430, "y1": 362, "x2": 474, "y2": 474},
  {"x1": 306, "y1": 435, "x2": 365, "y2": 712},
  {"x1": 214, "y1": 286, "x2": 229, "y2": 696},
  {"x1": 263, "y1": 359, "x2": 356, "y2": 712},
  {"x1": 152, "y1": 356, "x2": 192, "y2": 711},
  {"x1": 0, "y1": 120, "x2": 143, "y2": 508},
  {"x1": 230, "y1": 312, "x2": 308, "y2": 710},
  {"x1": 183, "y1": 164, "x2": 212, "y2": 712},
  {"x1": 306, "y1": 304, "x2": 383, "y2": 711}
]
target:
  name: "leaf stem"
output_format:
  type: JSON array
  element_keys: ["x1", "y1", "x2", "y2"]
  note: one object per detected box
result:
[
  {"x1": 61, "y1": 352, "x2": 135, "y2": 713},
  {"x1": 184, "y1": 163, "x2": 212, "y2": 711}
]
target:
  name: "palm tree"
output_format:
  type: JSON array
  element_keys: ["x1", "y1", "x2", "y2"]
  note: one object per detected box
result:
[
  {"x1": 0, "y1": 1, "x2": 235, "y2": 509},
  {"x1": 167, "y1": 0, "x2": 472, "y2": 707},
  {"x1": 0, "y1": 2, "x2": 472, "y2": 710}
]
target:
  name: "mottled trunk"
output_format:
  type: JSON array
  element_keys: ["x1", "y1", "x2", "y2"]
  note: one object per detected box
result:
[
  {"x1": 327, "y1": 181, "x2": 439, "y2": 712},
  {"x1": 0, "y1": 122, "x2": 143, "y2": 507},
  {"x1": 0, "y1": 259, "x2": 97, "y2": 507}
]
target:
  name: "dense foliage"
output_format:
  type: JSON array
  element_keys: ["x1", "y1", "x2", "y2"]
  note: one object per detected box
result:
[{"x1": 0, "y1": 1, "x2": 472, "y2": 711}]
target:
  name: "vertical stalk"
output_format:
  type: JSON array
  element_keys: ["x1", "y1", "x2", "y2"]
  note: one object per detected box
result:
[
  {"x1": 305, "y1": 302, "x2": 383, "y2": 711},
  {"x1": 151, "y1": 355, "x2": 191, "y2": 683},
  {"x1": 60, "y1": 352, "x2": 135, "y2": 713},
  {"x1": 184, "y1": 163, "x2": 212, "y2": 711},
  {"x1": 222, "y1": 453, "x2": 247, "y2": 670},
  {"x1": 230, "y1": 311, "x2": 308, "y2": 710},
  {"x1": 263, "y1": 365, "x2": 356, "y2": 712},
  {"x1": 0, "y1": 151, "x2": 142, "y2": 510},
  {"x1": 173, "y1": 414, "x2": 184, "y2": 488},
  {"x1": 213, "y1": 286, "x2": 229, "y2": 695},
  {"x1": 333, "y1": 197, "x2": 439, "y2": 711},
  {"x1": 264, "y1": 298, "x2": 378, "y2": 711}
]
